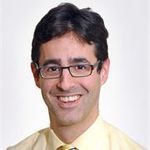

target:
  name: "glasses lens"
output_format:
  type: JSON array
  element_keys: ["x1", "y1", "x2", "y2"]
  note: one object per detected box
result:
[
  {"x1": 70, "y1": 64, "x2": 92, "y2": 77},
  {"x1": 40, "y1": 65, "x2": 61, "y2": 78}
]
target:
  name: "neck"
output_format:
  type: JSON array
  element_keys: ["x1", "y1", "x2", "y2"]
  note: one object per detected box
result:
[{"x1": 50, "y1": 112, "x2": 99, "y2": 144}]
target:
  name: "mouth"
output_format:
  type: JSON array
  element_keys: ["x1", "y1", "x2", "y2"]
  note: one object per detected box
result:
[
  {"x1": 56, "y1": 95, "x2": 81, "y2": 108},
  {"x1": 58, "y1": 95, "x2": 80, "y2": 102}
]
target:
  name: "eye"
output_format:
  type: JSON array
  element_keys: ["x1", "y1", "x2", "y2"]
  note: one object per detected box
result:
[
  {"x1": 46, "y1": 66, "x2": 60, "y2": 73},
  {"x1": 73, "y1": 64, "x2": 91, "y2": 72},
  {"x1": 75, "y1": 64, "x2": 87, "y2": 70}
]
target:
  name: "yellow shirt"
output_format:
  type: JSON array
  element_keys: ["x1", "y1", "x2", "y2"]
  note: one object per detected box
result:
[{"x1": 7, "y1": 117, "x2": 144, "y2": 150}]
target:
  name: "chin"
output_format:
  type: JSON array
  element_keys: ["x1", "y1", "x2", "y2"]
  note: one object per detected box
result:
[{"x1": 56, "y1": 116, "x2": 83, "y2": 126}]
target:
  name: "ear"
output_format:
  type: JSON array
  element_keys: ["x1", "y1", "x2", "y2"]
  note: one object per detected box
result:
[
  {"x1": 31, "y1": 63, "x2": 40, "y2": 88},
  {"x1": 100, "y1": 58, "x2": 110, "y2": 85}
]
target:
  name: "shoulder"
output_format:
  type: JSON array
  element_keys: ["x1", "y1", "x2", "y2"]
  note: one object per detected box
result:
[
  {"x1": 102, "y1": 120, "x2": 145, "y2": 150},
  {"x1": 7, "y1": 128, "x2": 50, "y2": 150}
]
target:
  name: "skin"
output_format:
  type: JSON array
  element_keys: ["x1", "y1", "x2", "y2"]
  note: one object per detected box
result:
[{"x1": 31, "y1": 32, "x2": 110, "y2": 143}]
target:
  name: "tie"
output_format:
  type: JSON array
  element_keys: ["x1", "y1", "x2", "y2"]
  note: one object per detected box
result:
[{"x1": 57, "y1": 145, "x2": 78, "y2": 150}]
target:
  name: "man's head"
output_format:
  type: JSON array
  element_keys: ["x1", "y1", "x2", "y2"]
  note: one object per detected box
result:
[
  {"x1": 31, "y1": 3, "x2": 110, "y2": 128},
  {"x1": 31, "y1": 3, "x2": 109, "y2": 70}
]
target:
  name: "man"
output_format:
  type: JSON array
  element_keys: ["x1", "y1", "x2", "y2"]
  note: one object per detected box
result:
[{"x1": 8, "y1": 3, "x2": 144, "y2": 150}]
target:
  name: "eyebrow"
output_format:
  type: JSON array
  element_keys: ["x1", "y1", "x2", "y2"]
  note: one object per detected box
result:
[
  {"x1": 69, "y1": 58, "x2": 90, "y2": 64},
  {"x1": 41, "y1": 57, "x2": 91, "y2": 66},
  {"x1": 41, "y1": 59, "x2": 61, "y2": 66}
]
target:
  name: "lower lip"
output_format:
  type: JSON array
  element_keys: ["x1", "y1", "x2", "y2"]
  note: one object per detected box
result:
[{"x1": 57, "y1": 97, "x2": 80, "y2": 109}]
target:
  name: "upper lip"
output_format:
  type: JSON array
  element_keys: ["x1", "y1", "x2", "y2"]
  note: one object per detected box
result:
[{"x1": 55, "y1": 94, "x2": 82, "y2": 97}]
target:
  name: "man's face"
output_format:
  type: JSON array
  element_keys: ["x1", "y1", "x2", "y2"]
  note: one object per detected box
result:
[{"x1": 31, "y1": 32, "x2": 109, "y2": 127}]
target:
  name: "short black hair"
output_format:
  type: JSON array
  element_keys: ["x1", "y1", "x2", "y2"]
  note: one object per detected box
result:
[{"x1": 31, "y1": 3, "x2": 109, "y2": 69}]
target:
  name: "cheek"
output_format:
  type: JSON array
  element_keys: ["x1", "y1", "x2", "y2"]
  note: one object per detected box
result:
[
  {"x1": 81, "y1": 75, "x2": 101, "y2": 111},
  {"x1": 39, "y1": 80, "x2": 56, "y2": 107},
  {"x1": 39, "y1": 79, "x2": 54, "y2": 95},
  {"x1": 81, "y1": 74, "x2": 101, "y2": 91}
]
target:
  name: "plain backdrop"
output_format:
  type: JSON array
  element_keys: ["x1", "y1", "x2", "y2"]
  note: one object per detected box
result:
[{"x1": 1, "y1": 0, "x2": 149, "y2": 149}]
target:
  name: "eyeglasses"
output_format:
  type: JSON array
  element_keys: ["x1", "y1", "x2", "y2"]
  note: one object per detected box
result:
[{"x1": 34, "y1": 60, "x2": 101, "y2": 79}]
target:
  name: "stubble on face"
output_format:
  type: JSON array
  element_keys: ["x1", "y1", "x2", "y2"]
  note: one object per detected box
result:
[
  {"x1": 41, "y1": 78, "x2": 100, "y2": 127},
  {"x1": 38, "y1": 33, "x2": 102, "y2": 128}
]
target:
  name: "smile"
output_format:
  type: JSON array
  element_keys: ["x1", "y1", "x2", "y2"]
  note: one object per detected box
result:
[{"x1": 58, "y1": 95, "x2": 80, "y2": 102}]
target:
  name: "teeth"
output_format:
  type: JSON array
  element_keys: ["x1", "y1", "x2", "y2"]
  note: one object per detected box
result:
[{"x1": 59, "y1": 95, "x2": 80, "y2": 102}]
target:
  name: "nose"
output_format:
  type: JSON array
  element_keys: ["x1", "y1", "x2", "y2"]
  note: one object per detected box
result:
[{"x1": 56, "y1": 68, "x2": 76, "y2": 91}]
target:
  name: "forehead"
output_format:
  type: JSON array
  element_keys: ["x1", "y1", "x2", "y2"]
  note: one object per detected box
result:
[{"x1": 39, "y1": 32, "x2": 97, "y2": 65}]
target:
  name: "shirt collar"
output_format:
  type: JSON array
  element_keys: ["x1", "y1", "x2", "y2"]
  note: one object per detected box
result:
[{"x1": 49, "y1": 116, "x2": 109, "y2": 150}]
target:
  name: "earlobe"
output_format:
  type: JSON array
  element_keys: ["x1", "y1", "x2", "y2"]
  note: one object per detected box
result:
[
  {"x1": 100, "y1": 58, "x2": 110, "y2": 85},
  {"x1": 31, "y1": 63, "x2": 40, "y2": 88}
]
